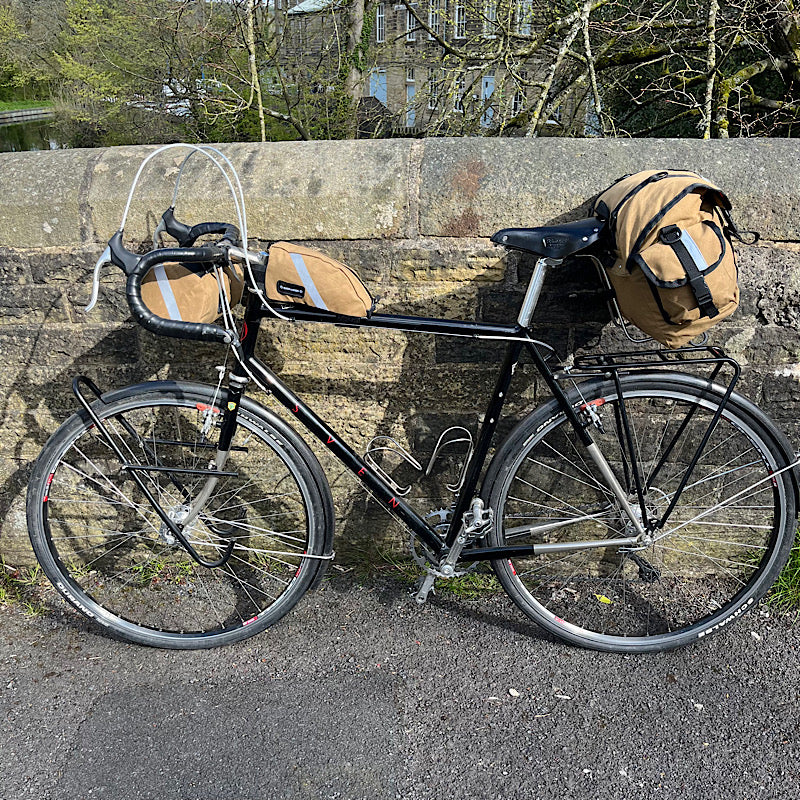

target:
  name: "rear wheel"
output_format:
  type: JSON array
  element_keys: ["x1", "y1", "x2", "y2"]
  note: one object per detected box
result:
[
  {"x1": 485, "y1": 374, "x2": 796, "y2": 652},
  {"x1": 27, "y1": 382, "x2": 332, "y2": 649}
]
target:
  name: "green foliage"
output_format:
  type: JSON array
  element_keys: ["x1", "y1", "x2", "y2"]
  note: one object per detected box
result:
[
  {"x1": 766, "y1": 541, "x2": 800, "y2": 619},
  {"x1": 0, "y1": 99, "x2": 53, "y2": 111},
  {"x1": 0, "y1": 560, "x2": 48, "y2": 616},
  {"x1": 376, "y1": 548, "x2": 501, "y2": 599},
  {"x1": 0, "y1": 4, "x2": 50, "y2": 101},
  {"x1": 193, "y1": 104, "x2": 298, "y2": 143}
]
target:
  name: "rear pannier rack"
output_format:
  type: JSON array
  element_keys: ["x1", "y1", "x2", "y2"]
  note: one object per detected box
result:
[{"x1": 561, "y1": 346, "x2": 741, "y2": 381}]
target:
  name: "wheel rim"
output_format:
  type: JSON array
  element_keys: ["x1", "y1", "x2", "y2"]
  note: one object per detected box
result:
[
  {"x1": 492, "y1": 383, "x2": 789, "y2": 647},
  {"x1": 38, "y1": 395, "x2": 319, "y2": 641}
]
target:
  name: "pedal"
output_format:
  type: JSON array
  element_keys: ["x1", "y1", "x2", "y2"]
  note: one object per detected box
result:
[{"x1": 412, "y1": 573, "x2": 437, "y2": 605}]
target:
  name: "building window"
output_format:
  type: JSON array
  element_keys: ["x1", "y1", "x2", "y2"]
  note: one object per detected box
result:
[
  {"x1": 428, "y1": 72, "x2": 442, "y2": 109},
  {"x1": 428, "y1": 0, "x2": 441, "y2": 39},
  {"x1": 512, "y1": 90, "x2": 525, "y2": 115},
  {"x1": 368, "y1": 69, "x2": 388, "y2": 104},
  {"x1": 407, "y1": 7, "x2": 417, "y2": 41},
  {"x1": 515, "y1": 0, "x2": 532, "y2": 35},
  {"x1": 480, "y1": 71, "x2": 495, "y2": 128},
  {"x1": 483, "y1": 0, "x2": 497, "y2": 36},
  {"x1": 454, "y1": 76, "x2": 465, "y2": 113},
  {"x1": 454, "y1": 1, "x2": 466, "y2": 39},
  {"x1": 406, "y1": 84, "x2": 416, "y2": 127},
  {"x1": 406, "y1": 66, "x2": 415, "y2": 83},
  {"x1": 376, "y1": 4, "x2": 385, "y2": 43}
]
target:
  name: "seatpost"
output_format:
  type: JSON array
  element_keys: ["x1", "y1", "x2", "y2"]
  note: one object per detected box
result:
[{"x1": 518, "y1": 258, "x2": 560, "y2": 328}]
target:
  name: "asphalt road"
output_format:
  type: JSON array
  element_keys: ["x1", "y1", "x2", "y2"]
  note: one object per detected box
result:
[{"x1": 2, "y1": 575, "x2": 799, "y2": 800}]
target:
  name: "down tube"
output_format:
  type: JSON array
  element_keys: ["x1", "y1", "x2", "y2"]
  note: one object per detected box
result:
[{"x1": 243, "y1": 355, "x2": 446, "y2": 555}]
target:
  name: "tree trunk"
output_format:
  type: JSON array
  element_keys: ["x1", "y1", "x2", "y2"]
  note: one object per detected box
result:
[
  {"x1": 343, "y1": 0, "x2": 366, "y2": 139},
  {"x1": 246, "y1": 0, "x2": 266, "y2": 143},
  {"x1": 702, "y1": 0, "x2": 718, "y2": 139}
]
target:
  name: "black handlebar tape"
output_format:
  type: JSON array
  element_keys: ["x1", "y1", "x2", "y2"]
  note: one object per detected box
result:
[
  {"x1": 186, "y1": 221, "x2": 241, "y2": 246},
  {"x1": 125, "y1": 246, "x2": 233, "y2": 344},
  {"x1": 158, "y1": 209, "x2": 240, "y2": 247}
]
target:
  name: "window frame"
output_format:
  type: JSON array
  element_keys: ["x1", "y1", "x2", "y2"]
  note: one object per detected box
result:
[
  {"x1": 428, "y1": 0, "x2": 442, "y2": 39},
  {"x1": 454, "y1": 0, "x2": 466, "y2": 39},
  {"x1": 406, "y1": 6, "x2": 417, "y2": 42},
  {"x1": 376, "y1": 4, "x2": 385, "y2": 43}
]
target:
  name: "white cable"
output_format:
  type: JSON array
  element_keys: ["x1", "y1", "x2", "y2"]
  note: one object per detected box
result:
[
  {"x1": 173, "y1": 146, "x2": 291, "y2": 322},
  {"x1": 151, "y1": 143, "x2": 291, "y2": 322}
]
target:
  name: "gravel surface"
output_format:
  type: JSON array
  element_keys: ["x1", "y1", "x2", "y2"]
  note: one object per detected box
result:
[{"x1": 2, "y1": 575, "x2": 799, "y2": 800}]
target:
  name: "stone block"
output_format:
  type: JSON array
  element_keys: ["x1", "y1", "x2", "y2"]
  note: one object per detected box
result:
[
  {"x1": 0, "y1": 464, "x2": 33, "y2": 567},
  {"x1": 0, "y1": 247, "x2": 32, "y2": 284},
  {"x1": 0, "y1": 149, "x2": 93, "y2": 248},
  {"x1": 418, "y1": 138, "x2": 800, "y2": 240},
  {"x1": 0, "y1": 286, "x2": 70, "y2": 324},
  {"x1": 87, "y1": 141, "x2": 413, "y2": 244},
  {"x1": 0, "y1": 323, "x2": 138, "y2": 373},
  {"x1": 29, "y1": 245, "x2": 106, "y2": 286}
]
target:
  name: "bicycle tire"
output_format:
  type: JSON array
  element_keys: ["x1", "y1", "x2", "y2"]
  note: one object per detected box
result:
[
  {"x1": 483, "y1": 372, "x2": 797, "y2": 653},
  {"x1": 27, "y1": 380, "x2": 334, "y2": 649}
]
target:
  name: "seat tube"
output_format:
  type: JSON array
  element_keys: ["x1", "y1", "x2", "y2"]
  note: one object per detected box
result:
[{"x1": 518, "y1": 258, "x2": 557, "y2": 327}]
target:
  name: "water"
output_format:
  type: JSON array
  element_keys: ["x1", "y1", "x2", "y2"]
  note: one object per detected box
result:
[{"x1": 0, "y1": 119, "x2": 66, "y2": 152}]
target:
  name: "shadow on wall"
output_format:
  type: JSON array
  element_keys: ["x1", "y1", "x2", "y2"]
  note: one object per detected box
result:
[
  {"x1": 329, "y1": 243, "x2": 614, "y2": 567},
  {"x1": 0, "y1": 211, "x2": 614, "y2": 567}
]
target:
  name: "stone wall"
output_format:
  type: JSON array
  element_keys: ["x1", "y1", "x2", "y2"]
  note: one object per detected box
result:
[{"x1": 1, "y1": 139, "x2": 800, "y2": 566}]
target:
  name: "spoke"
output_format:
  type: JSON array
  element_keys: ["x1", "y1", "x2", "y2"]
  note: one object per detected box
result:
[
  {"x1": 653, "y1": 542, "x2": 751, "y2": 587},
  {"x1": 525, "y1": 456, "x2": 610, "y2": 494},
  {"x1": 676, "y1": 532, "x2": 770, "y2": 548},
  {"x1": 537, "y1": 437, "x2": 610, "y2": 495},
  {"x1": 509, "y1": 479, "x2": 620, "y2": 536},
  {"x1": 200, "y1": 514, "x2": 308, "y2": 544}
]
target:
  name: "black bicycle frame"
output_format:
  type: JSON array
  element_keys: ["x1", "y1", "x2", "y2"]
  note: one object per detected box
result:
[
  {"x1": 76, "y1": 285, "x2": 741, "y2": 570},
  {"x1": 223, "y1": 292, "x2": 595, "y2": 562}
]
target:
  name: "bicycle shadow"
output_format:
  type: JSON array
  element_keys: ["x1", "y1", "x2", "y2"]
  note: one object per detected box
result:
[
  {"x1": 279, "y1": 222, "x2": 618, "y2": 573},
  {"x1": 0, "y1": 211, "x2": 617, "y2": 586}
]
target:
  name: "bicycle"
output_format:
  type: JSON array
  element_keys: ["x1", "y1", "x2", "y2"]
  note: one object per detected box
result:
[{"x1": 25, "y1": 150, "x2": 800, "y2": 653}]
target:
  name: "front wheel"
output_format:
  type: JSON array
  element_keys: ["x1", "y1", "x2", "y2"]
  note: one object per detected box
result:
[
  {"x1": 27, "y1": 381, "x2": 333, "y2": 649},
  {"x1": 484, "y1": 373, "x2": 797, "y2": 652}
]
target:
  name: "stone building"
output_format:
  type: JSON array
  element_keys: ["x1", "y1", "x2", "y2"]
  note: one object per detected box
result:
[{"x1": 285, "y1": 1, "x2": 564, "y2": 137}]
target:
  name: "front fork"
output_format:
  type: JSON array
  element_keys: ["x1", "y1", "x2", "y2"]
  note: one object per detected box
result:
[{"x1": 176, "y1": 371, "x2": 249, "y2": 536}]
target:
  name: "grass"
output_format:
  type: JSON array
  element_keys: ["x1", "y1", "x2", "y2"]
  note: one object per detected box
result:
[
  {"x1": 0, "y1": 560, "x2": 49, "y2": 616},
  {"x1": 0, "y1": 99, "x2": 53, "y2": 112},
  {"x1": 376, "y1": 547, "x2": 502, "y2": 599},
  {"x1": 765, "y1": 542, "x2": 800, "y2": 619}
]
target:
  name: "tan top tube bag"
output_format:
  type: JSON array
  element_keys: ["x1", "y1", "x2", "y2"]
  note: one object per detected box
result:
[{"x1": 265, "y1": 242, "x2": 375, "y2": 318}]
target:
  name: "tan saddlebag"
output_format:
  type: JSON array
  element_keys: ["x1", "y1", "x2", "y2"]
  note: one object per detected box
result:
[
  {"x1": 266, "y1": 242, "x2": 375, "y2": 318},
  {"x1": 141, "y1": 261, "x2": 244, "y2": 324},
  {"x1": 593, "y1": 170, "x2": 741, "y2": 349}
]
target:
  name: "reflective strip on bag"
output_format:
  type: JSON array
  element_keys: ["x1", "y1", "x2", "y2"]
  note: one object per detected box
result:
[
  {"x1": 154, "y1": 263, "x2": 183, "y2": 320},
  {"x1": 289, "y1": 252, "x2": 329, "y2": 311},
  {"x1": 679, "y1": 229, "x2": 711, "y2": 272}
]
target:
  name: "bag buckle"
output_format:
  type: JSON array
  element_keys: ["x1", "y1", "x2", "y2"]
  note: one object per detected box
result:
[{"x1": 659, "y1": 225, "x2": 682, "y2": 245}]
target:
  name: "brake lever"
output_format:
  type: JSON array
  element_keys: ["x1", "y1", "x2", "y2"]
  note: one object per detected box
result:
[
  {"x1": 152, "y1": 216, "x2": 167, "y2": 249},
  {"x1": 155, "y1": 207, "x2": 193, "y2": 247},
  {"x1": 83, "y1": 245, "x2": 112, "y2": 312}
]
